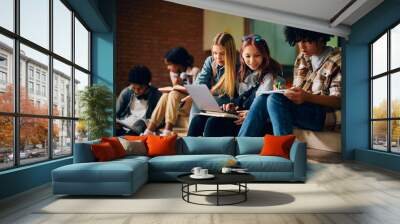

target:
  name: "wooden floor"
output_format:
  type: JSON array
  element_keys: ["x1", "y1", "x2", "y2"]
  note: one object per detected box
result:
[{"x1": 1, "y1": 160, "x2": 400, "y2": 224}]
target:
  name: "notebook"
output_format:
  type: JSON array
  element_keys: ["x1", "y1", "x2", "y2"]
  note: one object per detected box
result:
[{"x1": 184, "y1": 84, "x2": 239, "y2": 119}]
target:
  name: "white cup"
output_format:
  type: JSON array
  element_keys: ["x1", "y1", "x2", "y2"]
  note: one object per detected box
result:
[
  {"x1": 199, "y1": 169, "x2": 208, "y2": 176},
  {"x1": 221, "y1": 167, "x2": 232, "y2": 174},
  {"x1": 191, "y1": 167, "x2": 202, "y2": 176}
]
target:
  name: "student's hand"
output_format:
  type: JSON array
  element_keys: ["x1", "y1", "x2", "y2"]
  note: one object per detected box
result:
[
  {"x1": 222, "y1": 103, "x2": 238, "y2": 112},
  {"x1": 234, "y1": 110, "x2": 248, "y2": 125},
  {"x1": 283, "y1": 87, "x2": 308, "y2": 104},
  {"x1": 181, "y1": 95, "x2": 192, "y2": 103},
  {"x1": 172, "y1": 85, "x2": 187, "y2": 93}
]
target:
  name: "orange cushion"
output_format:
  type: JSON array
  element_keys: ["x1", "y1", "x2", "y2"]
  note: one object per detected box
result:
[
  {"x1": 146, "y1": 135, "x2": 177, "y2": 157},
  {"x1": 123, "y1": 135, "x2": 148, "y2": 141},
  {"x1": 91, "y1": 142, "x2": 118, "y2": 161},
  {"x1": 260, "y1": 134, "x2": 296, "y2": 159},
  {"x1": 101, "y1": 137, "x2": 127, "y2": 158}
]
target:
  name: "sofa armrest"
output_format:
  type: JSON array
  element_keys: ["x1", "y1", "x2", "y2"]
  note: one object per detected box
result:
[
  {"x1": 73, "y1": 140, "x2": 100, "y2": 163},
  {"x1": 289, "y1": 141, "x2": 307, "y2": 181}
]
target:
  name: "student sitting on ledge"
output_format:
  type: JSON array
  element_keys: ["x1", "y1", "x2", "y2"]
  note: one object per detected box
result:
[
  {"x1": 239, "y1": 27, "x2": 341, "y2": 136},
  {"x1": 187, "y1": 32, "x2": 239, "y2": 120},
  {"x1": 116, "y1": 65, "x2": 162, "y2": 136},
  {"x1": 143, "y1": 47, "x2": 199, "y2": 136}
]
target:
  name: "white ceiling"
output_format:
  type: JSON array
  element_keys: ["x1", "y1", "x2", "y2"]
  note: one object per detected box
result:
[{"x1": 164, "y1": 0, "x2": 384, "y2": 38}]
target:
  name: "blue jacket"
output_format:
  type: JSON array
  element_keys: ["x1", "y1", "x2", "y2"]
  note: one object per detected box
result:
[
  {"x1": 116, "y1": 85, "x2": 162, "y2": 120},
  {"x1": 194, "y1": 56, "x2": 241, "y2": 105},
  {"x1": 194, "y1": 56, "x2": 225, "y2": 88}
]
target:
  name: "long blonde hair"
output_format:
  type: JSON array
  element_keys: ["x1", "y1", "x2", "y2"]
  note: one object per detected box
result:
[{"x1": 211, "y1": 32, "x2": 237, "y2": 98}]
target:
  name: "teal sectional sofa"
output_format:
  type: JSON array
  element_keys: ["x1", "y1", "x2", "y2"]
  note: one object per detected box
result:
[{"x1": 52, "y1": 137, "x2": 307, "y2": 196}]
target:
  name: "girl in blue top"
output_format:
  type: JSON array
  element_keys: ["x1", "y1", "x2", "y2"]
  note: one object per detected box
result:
[
  {"x1": 188, "y1": 34, "x2": 284, "y2": 136},
  {"x1": 186, "y1": 32, "x2": 239, "y2": 123}
]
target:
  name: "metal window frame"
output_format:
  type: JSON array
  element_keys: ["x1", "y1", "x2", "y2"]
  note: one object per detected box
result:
[
  {"x1": 0, "y1": 0, "x2": 92, "y2": 171},
  {"x1": 369, "y1": 18, "x2": 400, "y2": 155}
]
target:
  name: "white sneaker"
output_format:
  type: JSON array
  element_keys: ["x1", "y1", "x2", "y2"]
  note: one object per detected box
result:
[
  {"x1": 160, "y1": 130, "x2": 173, "y2": 136},
  {"x1": 142, "y1": 129, "x2": 156, "y2": 136}
]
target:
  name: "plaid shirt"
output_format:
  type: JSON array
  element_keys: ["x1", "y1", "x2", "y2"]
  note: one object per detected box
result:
[{"x1": 293, "y1": 47, "x2": 342, "y2": 97}]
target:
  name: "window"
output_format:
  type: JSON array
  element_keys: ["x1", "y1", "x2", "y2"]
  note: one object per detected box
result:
[
  {"x1": 35, "y1": 70, "x2": 41, "y2": 81},
  {"x1": 0, "y1": 55, "x2": 7, "y2": 67},
  {"x1": 0, "y1": 0, "x2": 14, "y2": 32},
  {"x1": 0, "y1": 71, "x2": 6, "y2": 85},
  {"x1": 28, "y1": 81, "x2": 34, "y2": 94},
  {"x1": 28, "y1": 67, "x2": 34, "y2": 80},
  {"x1": 53, "y1": 0, "x2": 72, "y2": 60},
  {"x1": 20, "y1": 0, "x2": 49, "y2": 49},
  {"x1": 42, "y1": 85, "x2": 46, "y2": 97},
  {"x1": 75, "y1": 18, "x2": 89, "y2": 70},
  {"x1": 370, "y1": 23, "x2": 400, "y2": 154},
  {"x1": 0, "y1": 0, "x2": 91, "y2": 170},
  {"x1": 53, "y1": 59, "x2": 72, "y2": 117},
  {"x1": 0, "y1": 54, "x2": 8, "y2": 87},
  {"x1": 35, "y1": 83, "x2": 40, "y2": 95}
]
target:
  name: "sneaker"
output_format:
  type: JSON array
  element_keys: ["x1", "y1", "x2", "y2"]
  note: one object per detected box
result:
[
  {"x1": 160, "y1": 129, "x2": 173, "y2": 136},
  {"x1": 141, "y1": 129, "x2": 156, "y2": 136}
]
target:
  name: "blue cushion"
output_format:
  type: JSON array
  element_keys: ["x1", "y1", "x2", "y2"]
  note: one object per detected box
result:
[
  {"x1": 148, "y1": 154, "x2": 235, "y2": 172},
  {"x1": 73, "y1": 140, "x2": 101, "y2": 163},
  {"x1": 53, "y1": 159, "x2": 147, "y2": 183},
  {"x1": 52, "y1": 158, "x2": 148, "y2": 195},
  {"x1": 236, "y1": 137, "x2": 263, "y2": 155},
  {"x1": 236, "y1": 155, "x2": 293, "y2": 172},
  {"x1": 178, "y1": 137, "x2": 235, "y2": 155}
]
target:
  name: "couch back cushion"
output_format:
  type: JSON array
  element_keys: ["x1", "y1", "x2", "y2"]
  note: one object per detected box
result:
[
  {"x1": 146, "y1": 135, "x2": 177, "y2": 157},
  {"x1": 236, "y1": 137, "x2": 264, "y2": 155},
  {"x1": 91, "y1": 142, "x2": 118, "y2": 161},
  {"x1": 178, "y1": 137, "x2": 235, "y2": 155},
  {"x1": 101, "y1": 137, "x2": 127, "y2": 158},
  {"x1": 260, "y1": 134, "x2": 296, "y2": 159}
]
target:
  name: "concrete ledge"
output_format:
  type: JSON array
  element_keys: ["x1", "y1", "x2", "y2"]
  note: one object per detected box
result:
[{"x1": 294, "y1": 129, "x2": 341, "y2": 153}]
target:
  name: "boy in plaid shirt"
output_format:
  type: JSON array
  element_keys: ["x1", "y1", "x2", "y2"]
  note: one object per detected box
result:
[{"x1": 239, "y1": 27, "x2": 341, "y2": 136}]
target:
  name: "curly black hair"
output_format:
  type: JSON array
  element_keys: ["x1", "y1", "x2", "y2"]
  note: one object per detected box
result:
[
  {"x1": 284, "y1": 26, "x2": 333, "y2": 46},
  {"x1": 164, "y1": 47, "x2": 194, "y2": 69},
  {"x1": 128, "y1": 65, "x2": 152, "y2": 85}
]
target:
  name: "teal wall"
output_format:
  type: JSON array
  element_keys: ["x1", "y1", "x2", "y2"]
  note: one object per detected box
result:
[
  {"x1": 250, "y1": 20, "x2": 296, "y2": 66},
  {"x1": 0, "y1": 0, "x2": 116, "y2": 200},
  {"x1": 344, "y1": 0, "x2": 400, "y2": 171},
  {"x1": 92, "y1": 0, "x2": 116, "y2": 136},
  {"x1": 0, "y1": 158, "x2": 72, "y2": 199}
]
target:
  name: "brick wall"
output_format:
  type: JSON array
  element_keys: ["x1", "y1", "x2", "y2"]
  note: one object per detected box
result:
[{"x1": 117, "y1": 0, "x2": 206, "y2": 95}]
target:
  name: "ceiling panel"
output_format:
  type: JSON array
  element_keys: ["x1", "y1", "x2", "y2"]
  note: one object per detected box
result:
[
  {"x1": 164, "y1": 0, "x2": 383, "y2": 38},
  {"x1": 226, "y1": 0, "x2": 352, "y2": 21}
]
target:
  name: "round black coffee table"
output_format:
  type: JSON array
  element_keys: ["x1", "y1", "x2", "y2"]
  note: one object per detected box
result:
[{"x1": 177, "y1": 173, "x2": 255, "y2": 206}]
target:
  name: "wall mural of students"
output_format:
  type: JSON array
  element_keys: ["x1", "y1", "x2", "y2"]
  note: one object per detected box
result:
[
  {"x1": 188, "y1": 34, "x2": 284, "y2": 137},
  {"x1": 239, "y1": 27, "x2": 341, "y2": 136}
]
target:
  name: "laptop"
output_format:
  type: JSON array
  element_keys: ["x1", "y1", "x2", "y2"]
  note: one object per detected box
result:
[{"x1": 184, "y1": 84, "x2": 239, "y2": 119}]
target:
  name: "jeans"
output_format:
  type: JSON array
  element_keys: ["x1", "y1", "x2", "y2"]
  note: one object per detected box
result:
[
  {"x1": 238, "y1": 93, "x2": 327, "y2": 136},
  {"x1": 187, "y1": 115, "x2": 240, "y2": 137}
]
